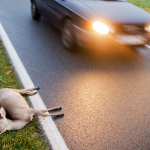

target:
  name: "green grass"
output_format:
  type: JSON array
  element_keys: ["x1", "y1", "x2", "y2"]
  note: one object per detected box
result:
[
  {"x1": 0, "y1": 40, "x2": 49, "y2": 150},
  {"x1": 128, "y1": 0, "x2": 150, "y2": 12}
]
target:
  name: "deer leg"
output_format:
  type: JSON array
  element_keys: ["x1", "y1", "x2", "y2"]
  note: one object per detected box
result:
[
  {"x1": 42, "y1": 113, "x2": 64, "y2": 117},
  {"x1": 14, "y1": 87, "x2": 40, "y2": 95},
  {"x1": 6, "y1": 120, "x2": 29, "y2": 131},
  {"x1": 41, "y1": 107, "x2": 62, "y2": 112},
  {"x1": 31, "y1": 109, "x2": 64, "y2": 117}
]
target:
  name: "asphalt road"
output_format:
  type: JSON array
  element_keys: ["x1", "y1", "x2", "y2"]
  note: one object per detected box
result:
[{"x1": 1, "y1": 0, "x2": 150, "y2": 149}]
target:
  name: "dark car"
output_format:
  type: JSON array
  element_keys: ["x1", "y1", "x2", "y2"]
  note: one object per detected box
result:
[{"x1": 30, "y1": 0, "x2": 150, "y2": 51}]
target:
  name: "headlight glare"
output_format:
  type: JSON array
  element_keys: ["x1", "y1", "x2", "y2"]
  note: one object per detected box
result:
[{"x1": 93, "y1": 21, "x2": 109, "y2": 34}]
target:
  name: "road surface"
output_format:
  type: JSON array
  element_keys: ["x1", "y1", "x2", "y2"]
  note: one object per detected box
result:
[{"x1": 1, "y1": 0, "x2": 150, "y2": 149}]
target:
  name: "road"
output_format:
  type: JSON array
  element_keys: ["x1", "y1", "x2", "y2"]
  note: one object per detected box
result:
[{"x1": 1, "y1": 0, "x2": 150, "y2": 149}]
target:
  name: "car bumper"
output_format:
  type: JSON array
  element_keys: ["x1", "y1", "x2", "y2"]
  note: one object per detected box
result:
[{"x1": 74, "y1": 25, "x2": 150, "y2": 48}]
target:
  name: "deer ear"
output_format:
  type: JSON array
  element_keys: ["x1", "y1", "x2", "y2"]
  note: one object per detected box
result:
[{"x1": 0, "y1": 107, "x2": 6, "y2": 118}]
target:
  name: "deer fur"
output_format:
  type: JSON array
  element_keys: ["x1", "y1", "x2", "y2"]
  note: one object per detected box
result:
[{"x1": 0, "y1": 87, "x2": 64, "y2": 134}]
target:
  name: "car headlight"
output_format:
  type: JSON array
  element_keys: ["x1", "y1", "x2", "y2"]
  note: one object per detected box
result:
[
  {"x1": 144, "y1": 25, "x2": 150, "y2": 32},
  {"x1": 93, "y1": 21, "x2": 109, "y2": 34}
]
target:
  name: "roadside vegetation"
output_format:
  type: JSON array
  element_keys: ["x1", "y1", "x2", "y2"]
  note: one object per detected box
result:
[
  {"x1": 0, "y1": 40, "x2": 49, "y2": 150},
  {"x1": 128, "y1": 0, "x2": 150, "y2": 12}
]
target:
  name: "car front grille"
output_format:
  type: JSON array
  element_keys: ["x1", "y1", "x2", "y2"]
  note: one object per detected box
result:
[
  {"x1": 114, "y1": 24, "x2": 146, "y2": 35},
  {"x1": 122, "y1": 25, "x2": 143, "y2": 34}
]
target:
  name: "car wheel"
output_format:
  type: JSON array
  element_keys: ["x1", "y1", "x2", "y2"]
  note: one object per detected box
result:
[
  {"x1": 31, "y1": 1, "x2": 40, "y2": 20},
  {"x1": 61, "y1": 19, "x2": 76, "y2": 51}
]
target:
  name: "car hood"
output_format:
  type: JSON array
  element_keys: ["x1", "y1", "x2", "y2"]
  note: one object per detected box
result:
[{"x1": 73, "y1": 0, "x2": 150, "y2": 24}]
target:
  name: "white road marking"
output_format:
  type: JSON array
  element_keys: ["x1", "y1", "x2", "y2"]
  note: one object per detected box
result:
[
  {"x1": 145, "y1": 44, "x2": 150, "y2": 49},
  {"x1": 0, "y1": 23, "x2": 69, "y2": 150}
]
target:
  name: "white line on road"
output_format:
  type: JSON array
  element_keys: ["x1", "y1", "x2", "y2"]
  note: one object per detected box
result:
[{"x1": 0, "y1": 23, "x2": 69, "y2": 150}]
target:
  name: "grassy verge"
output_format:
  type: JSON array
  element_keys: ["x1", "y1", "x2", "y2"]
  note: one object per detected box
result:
[
  {"x1": 0, "y1": 40, "x2": 49, "y2": 150},
  {"x1": 128, "y1": 0, "x2": 150, "y2": 12}
]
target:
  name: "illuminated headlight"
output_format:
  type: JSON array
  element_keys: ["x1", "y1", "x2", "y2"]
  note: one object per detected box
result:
[
  {"x1": 93, "y1": 21, "x2": 109, "y2": 34},
  {"x1": 144, "y1": 25, "x2": 150, "y2": 32}
]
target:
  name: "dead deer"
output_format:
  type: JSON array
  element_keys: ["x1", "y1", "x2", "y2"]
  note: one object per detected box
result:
[{"x1": 0, "y1": 87, "x2": 64, "y2": 134}]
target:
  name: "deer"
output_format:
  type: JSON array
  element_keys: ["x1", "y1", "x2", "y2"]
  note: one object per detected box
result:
[{"x1": 0, "y1": 87, "x2": 64, "y2": 134}]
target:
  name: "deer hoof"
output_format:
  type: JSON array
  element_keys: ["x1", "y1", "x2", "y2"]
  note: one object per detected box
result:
[{"x1": 36, "y1": 87, "x2": 40, "y2": 90}]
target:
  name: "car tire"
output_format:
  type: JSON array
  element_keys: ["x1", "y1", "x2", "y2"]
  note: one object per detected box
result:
[
  {"x1": 61, "y1": 19, "x2": 77, "y2": 51},
  {"x1": 31, "y1": 1, "x2": 40, "y2": 20}
]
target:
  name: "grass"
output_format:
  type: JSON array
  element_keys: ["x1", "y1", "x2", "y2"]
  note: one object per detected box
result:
[
  {"x1": 128, "y1": 0, "x2": 150, "y2": 12},
  {"x1": 0, "y1": 40, "x2": 49, "y2": 150}
]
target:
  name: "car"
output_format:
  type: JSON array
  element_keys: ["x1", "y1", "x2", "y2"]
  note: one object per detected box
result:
[{"x1": 30, "y1": 0, "x2": 150, "y2": 51}]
